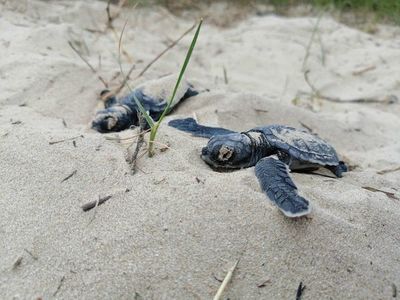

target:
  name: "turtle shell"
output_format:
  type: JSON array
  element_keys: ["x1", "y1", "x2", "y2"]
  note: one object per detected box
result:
[
  {"x1": 251, "y1": 125, "x2": 340, "y2": 166},
  {"x1": 120, "y1": 74, "x2": 193, "y2": 114}
]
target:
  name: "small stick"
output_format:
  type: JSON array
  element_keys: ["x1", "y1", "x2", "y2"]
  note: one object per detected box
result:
[
  {"x1": 53, "y1": 276, "x2": 66, "y2": 297},
  {"x1": 257, "y1": 278, "x2": 271, "y2": 288},
  {"x1": 84, "y1": 28, "x2": 105, "y2": 34},
  {"x1": 105, "y1": 128, "x2": 151, "y2": 142},
  {"x1": 13, "y1": 257, "x2": 23, "y2": 269},
  {"x1": 68, "y1": 41, "x2": 108, "y2": 88},
  {"x1": 128, "y1": 114, "x2": 146, "y2": 174},
  {"x1": 352, "y1": 65, "x2": 376, "y2": 76},
  {"x1": 88, "y1": 196, "x2": 100, "y2": 225},
  {"x1": 24, "y1": 248, "x2": 38, "y2": 260},
  {"x1": 114, "y1": 22, "x2": 197, "y2": 95},
  {"x1": 299, "y1": 121, "x2": 314, "y2": 133},
  {"x1": 129, "y1": 148, "x2": 149, "y2": 164},
  {"x1": 304, "y1": 70, "x2": 320, "y2": 96},
  {"x1": 377, "y1": 166, "x2": 400, "y2": 175},
  {"x1": 135, "y1": 162, "x2": 148, "y2": 174},
  {"x1": 223, "y1": 66, "x2": 228, "y2": 84},
  {"x1": 110, "y1": 71, "x2": 122, "y2": 82},
  {"x1": 213, "y1": 259, "x2": 239, "y2": 300},
  {"x1": 254, "y1": 108, "x2": 269, "y2": 113},
  {"x1": 151, "y1": 140, "x2": 172, "y2": 151},
  {"x1": 81, "y1": 195, "x2": 112, "y2": 212},
  {"x1": 317, "y1": 31, "x2": 326, "y2": 66},
  {"x1": 106, "y1": 0, "x2": 128, "y2": 29},
  {"x1": 362, "y1": 186, "x2": 398, "y2": 200},
  {"x1": 61, "y1": 170, "x2": 77, "y2": 183},
  {"x1": 296, "y1": 282, "x2": 306, "y2": 300},
  {"x1": 212, "y1": 274, "x2": 223, "y2": 283},
  {"x1": 106, "y1": 0, "x2": 113, "y2": 28},
  {"x1": 49, "y1": 135, "x2": 83, "y2": 145},
  {"x1": 302, "y1": 12, "x2": 324, "y2": 71}
]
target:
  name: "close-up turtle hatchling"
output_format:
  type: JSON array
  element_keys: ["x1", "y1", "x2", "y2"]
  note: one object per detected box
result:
[
  {"x1": 169, "y1": 117, "x2": 347, "y2": 218},
  {"x1": 92, "y1": 74, "x2": 198, "y2": 133}
]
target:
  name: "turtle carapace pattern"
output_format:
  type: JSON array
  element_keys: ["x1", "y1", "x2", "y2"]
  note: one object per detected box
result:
[
  {"x1": 92, "y1": 75, "x2": 198, "y2": 133},
  {"x1": 168, "y1": 117, "x2": 347, "y2": 218}
]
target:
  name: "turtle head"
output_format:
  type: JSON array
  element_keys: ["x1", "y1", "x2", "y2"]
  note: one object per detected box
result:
[
  {"x1": 92, "y1": 106, "x2": 136, "y2": 133},
  {"x1": 201, "y1": 133, "x2": 253, "y2": 169}
]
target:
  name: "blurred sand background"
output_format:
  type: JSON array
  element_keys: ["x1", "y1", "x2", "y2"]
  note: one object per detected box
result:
[{"x1": 0, "y1": 0, "x2": 399, "y2": 299}]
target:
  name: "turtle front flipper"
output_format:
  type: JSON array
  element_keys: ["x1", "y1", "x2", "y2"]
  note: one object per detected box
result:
[
  {"x1": 168, "y1": 118, "x2": 236, "y2": 138},
  {"x1": 326, "y1": 161, "x2": 348, "y2": 178},
  {"x1": 92, "y1": 106, "x2": 136, "y2": 133},
  {"x1": 255, "y1": 156, "x2": 311, "y2": 218}
]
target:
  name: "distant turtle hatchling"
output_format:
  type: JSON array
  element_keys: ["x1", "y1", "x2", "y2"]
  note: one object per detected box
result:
[
  {"x1": 169, "y1": 118, "x2": 347, "y2": 217},
  {"x1": 92, "y1": 74, "x2": 198, "y2": 133}
]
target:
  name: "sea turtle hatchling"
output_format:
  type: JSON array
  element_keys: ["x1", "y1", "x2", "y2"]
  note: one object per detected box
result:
[
  {"x1": 92, "y1": 74, "x2": 198, "y2": 133},
  {"x1": 168, "y1": 118, "x2": 347, "y2": 217}
]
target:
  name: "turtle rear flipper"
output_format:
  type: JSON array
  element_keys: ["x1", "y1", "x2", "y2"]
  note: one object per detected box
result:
[
  {"x1": 168, "y1": 118, "x2": 236, "y2": 138},
  {"x1": 100, "y1": 89, "x2": 118, "y2": 108},
  {"x1": 255, "y1": 157, "x2": 311, "y2": 218},
  {"x1": 182, "y1": 86, "x2": 199, "y2": 100}
]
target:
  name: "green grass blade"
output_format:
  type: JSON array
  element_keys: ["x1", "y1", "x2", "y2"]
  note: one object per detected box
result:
[
  {"x1": 132, "y1": 92, "x2": 155, "y2": 127},
  {"x1": 148, "y1": 19, "x2": 203, "y2": 156},
  {"x1": 158, "y1": 19, "x2": 203, "y2": 123}
]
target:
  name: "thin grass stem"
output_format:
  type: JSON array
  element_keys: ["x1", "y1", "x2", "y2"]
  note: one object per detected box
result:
[{"x1": 148, "y1": 19, "x2": 203, "y2": 156}]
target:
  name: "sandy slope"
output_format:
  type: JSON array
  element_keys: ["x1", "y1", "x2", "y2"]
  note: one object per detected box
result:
[{"x1": 0, "y1": 1, "x2": 399, "y2": 299}]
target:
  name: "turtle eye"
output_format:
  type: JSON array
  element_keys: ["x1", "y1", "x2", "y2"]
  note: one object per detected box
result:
[
  {"x1": 106, "y1": 116, "x2": 117, "y2": 130},
  {"x1": 218, "y1": 145, "x2": 233, "y2": 161}
]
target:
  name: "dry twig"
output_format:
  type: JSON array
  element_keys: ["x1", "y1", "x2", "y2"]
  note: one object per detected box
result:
[
  {"x1": 114, "y1": 22, "x2": 197, "y2": 96},
  {"x1": 127, "y1": 114, "x2": 146, "y2": 174},
  {"x1": 299, "y1": 121, "x2": 314, "y2": 133},
  {"x1": 106, "y1": 0, "x2": 114, "y2": 28},
  {"x1": 12, "y1": 257, "x2": 23, "y2": 269},
  {"x1": 61, "y1": 170, "x2": 77, "y2": 183},
  {"x1": 68, "y1": 41, "x2": 108, "y2": 88},
  {"x1": 49, "y1": 135, "x2": 84, "y2": 145},
  {"x1": 377, "y1": 166, "x2": 400, "y2": 175},
  {"x1": 24, "y1": 248, "x2": 38, "y2": 260},
  {"x1": 352, "y1": 65, "x2": 376, "y2": 76},
  {"x1": 223, "y1": 66, "x2": 228, "y2": 84},
  {"x1": 88, "y1": 197, "x2": 100, "y2": 225},
  {"x1": 213, "y1": 260, "x2": 239, "y2": 300},
  {"x1": 53, "y1": 276, "x2": 66, "y2": 296},
  {"x1": 296, "y1": 282, "x2": 306, "y2": 300},
  {"x1": 362, "y1": 186, "x2": 398, "y2": 200},
  {"x1": 257, "y1": 278, "x2": 271, "y2": 288},
  {"x1": 302, "y1": 12, "x2": 324, "y2": 71},
  {"x1": 106, "y1": 0, "x2": 129, "y2": 29},
  {"x1": 82, "y1": 195, "x2": 113, "y2": 211}
]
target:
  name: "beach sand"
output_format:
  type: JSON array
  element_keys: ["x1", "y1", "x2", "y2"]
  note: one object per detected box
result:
[{"x1": 0, "y1": 1, "x2": 399, "y2": 299}]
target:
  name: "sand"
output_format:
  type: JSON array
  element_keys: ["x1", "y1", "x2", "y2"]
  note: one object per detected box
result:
[{"x1": 0, "y1": 1, "x2": 399, "y2": 299}]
